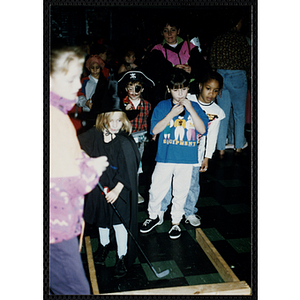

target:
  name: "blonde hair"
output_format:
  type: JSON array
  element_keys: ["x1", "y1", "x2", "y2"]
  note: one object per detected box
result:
[
  {"x1": 95, "y1": 111, "x2": 132, "y2": 134},
  {"x1": 50, "y1": 46, "x2": 85, "y2": 75}
]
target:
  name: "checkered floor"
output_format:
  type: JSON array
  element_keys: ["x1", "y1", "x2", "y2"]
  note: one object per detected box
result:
[{"x1": 80, "y1": 131, "x2": 254, "y2": 294}]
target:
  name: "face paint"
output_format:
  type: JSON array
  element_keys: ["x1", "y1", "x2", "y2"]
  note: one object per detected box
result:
[
  {"x1": 135, "y1": 85, "x2": 142, "y2": 93},
  {"x1": 126, "y1": 83, "x2": 144, "y2": 102}
]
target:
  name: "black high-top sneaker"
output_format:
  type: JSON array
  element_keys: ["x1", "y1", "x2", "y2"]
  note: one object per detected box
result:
[
  {"x1": 114, "y1": 255, "x2": 127, "y2": 278},
  {"x1": 93, "y1": 244, "x2": 109, "y2": 265}
]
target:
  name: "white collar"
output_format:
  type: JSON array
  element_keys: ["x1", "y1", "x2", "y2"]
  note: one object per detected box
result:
[
  {"x1": 89, "y1": 75, "x2": 99, "y2": 82},
  {"x1": 131, "y1": 99, "x2": 141, "y2": 109}
]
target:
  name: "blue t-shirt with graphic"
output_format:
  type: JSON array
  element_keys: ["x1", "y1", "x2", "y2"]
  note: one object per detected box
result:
[{"x1": 151, "y1": 99, "x2": 209, "y2": 164}]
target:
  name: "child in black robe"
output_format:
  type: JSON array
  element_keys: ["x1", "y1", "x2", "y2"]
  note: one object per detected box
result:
[{"x1": 78, "y1": 78, "x2": 140, "y2": 278}]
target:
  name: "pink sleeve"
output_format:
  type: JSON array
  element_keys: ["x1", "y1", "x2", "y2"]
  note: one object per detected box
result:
[
  {"x1": 74, "y1": 151, "x2": 101, "y2": 195},
  {"x1": 50, "y1": 151, "x2": 101, "y2": 199},
  {"x1": 49, "y1": 151, "x2": 102, "y2": 243}
]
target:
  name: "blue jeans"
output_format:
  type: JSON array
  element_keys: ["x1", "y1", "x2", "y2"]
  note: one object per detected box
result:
[
  {"x1": 50, "y1": 237, "x2": 90, "y2": 295},
  {"x1": 216, "y1": 69, "x2": 248, "y2": 150},
  {"x1": 161, "y1": 166, "x2": 199, "y2": 217},
  {"x1": 227, "y1": 107, "x2": 247, "y2": 146}
]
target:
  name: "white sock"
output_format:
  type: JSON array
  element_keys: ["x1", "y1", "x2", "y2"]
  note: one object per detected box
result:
[
  {"x1": 113, "y1": 224, "x2": 128, "y2": 258},
  {"x1": 98, "y1": 227, "x2": 110, "y2": 246}
]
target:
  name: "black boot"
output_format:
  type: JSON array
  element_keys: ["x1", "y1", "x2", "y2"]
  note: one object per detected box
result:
[
  {"x1": 93, "y1": 244, "x2": 109, "y2": 265},
  {"x1": 114, "y1": 255, "x2": 127, "y2": 278}
]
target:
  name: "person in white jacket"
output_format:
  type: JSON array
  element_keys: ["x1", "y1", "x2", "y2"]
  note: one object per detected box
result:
[{"x1": 159, "y1": 71, "x2": 225, "y2": 226}]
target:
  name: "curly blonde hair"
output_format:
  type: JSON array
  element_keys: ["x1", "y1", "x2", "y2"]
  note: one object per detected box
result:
[{"x1": 95, "y1": 111, "x2": 132, "y2": 134}]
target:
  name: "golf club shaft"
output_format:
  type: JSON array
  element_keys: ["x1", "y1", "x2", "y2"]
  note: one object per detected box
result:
[{"x1": 97, "y1": 182, "x2": 169, "y2": 278}]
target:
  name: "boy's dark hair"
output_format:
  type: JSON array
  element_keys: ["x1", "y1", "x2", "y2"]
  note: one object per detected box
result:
[
  {"x1": 166, "y1": 68, "x2": 191, "y2": 90},
  {"x1": 200, "y1": 71, "x2": 223, "y2": 90},
  {"x1": 127, "y1": 81, "x2": 144, "y2": 88},
  {"x1": 124, "y1": 49, "x2": 135, "y2": 57}
]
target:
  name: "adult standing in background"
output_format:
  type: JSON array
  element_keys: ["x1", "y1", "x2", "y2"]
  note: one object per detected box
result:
[
  {"x1": 209, "y1": 14, "x2": 250, "y2": 157},
  {"x1": 145, "y1": 17, "x2": 210, "y2": 103}
]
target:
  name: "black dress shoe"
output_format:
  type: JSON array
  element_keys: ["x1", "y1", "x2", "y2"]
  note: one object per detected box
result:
[
  {"x1": 94, "y1": 244, "x2": 109, "y2": 265},
  {"x1": 114, "y1": 255, "x2": 127, "y2": 278}
]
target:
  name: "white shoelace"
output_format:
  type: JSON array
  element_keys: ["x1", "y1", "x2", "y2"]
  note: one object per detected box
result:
[
  {"x1": 168, "y1": 224, "x2": 181, "y2": 233},
  {"x1": 143, "y1": 219, "x2": 153, "y2": 226}
]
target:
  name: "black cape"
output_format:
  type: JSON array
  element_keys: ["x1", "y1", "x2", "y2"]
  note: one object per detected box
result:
[{"x1": 78, "y1": 127, "x2": 141, "y2": 267}]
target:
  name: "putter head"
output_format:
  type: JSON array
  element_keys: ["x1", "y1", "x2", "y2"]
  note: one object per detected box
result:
[{"x1": 156, "y1": 269, "x2": 170, "y2": 278}]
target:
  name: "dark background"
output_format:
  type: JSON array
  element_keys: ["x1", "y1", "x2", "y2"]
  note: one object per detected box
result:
[{"x1": 50, "y1": 5, "x2": 254, "y2": 62}]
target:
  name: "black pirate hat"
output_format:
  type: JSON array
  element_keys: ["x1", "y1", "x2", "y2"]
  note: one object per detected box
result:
[
  {"x1": 118, "y1": 70, "x2": 155, "y2": 88},
  {"x1": 79, "y1": 70, "x2": 139, "y2": 126},
  {"x1": 99, "y1": 71, "x2": 139, "y2": 120}
]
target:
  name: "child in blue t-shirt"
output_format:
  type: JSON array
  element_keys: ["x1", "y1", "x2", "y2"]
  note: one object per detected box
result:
[
  {"x1": 160, "y1": 71, "x2": 226, "y2": 227},
  {"x1": 140, "y1": 69, "x2": 209, "y2": 239}
]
